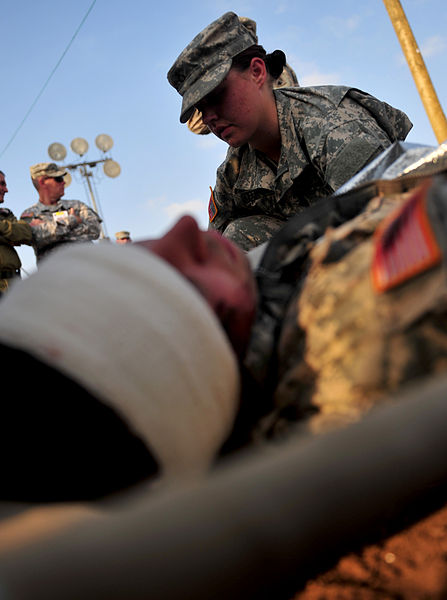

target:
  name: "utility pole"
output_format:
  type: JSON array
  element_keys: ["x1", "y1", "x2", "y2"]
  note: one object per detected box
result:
[{"x1": 383, "y1": 0, "x2": 447, "y2": 144}]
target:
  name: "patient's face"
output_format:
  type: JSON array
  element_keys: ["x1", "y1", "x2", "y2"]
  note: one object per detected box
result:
[{"x1": 141, "y1": 216, "x2": 257, "y2": 357}]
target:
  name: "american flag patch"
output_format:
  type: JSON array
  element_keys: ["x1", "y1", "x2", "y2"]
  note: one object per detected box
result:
[
  {"x1": 208, "y1": 186, "x2": 218, "y2": 223},
  {"x1": 371, "y1": 185, "x2": 442, "y2": 293}
]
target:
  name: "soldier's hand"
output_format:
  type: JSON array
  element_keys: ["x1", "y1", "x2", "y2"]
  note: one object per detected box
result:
[
  {"x1": 30, "y1": 218, "x2": 44, "y2": 227},
  {"x1": 69, "y1": 208, "x2": 82, "y2": 224}
]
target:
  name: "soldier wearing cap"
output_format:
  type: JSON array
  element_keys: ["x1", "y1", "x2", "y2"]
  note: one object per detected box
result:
[
  {"x1": 115, "y1": 230, "x2": 132, "y2": 244},
  {"x1": 0, "y1": 170, "x2": 33, "y2": 294},
  {"x1": 21, "y1": 162, "x2": 102, "y2": 263},
  {"x1": 186, "y1": 16, "x2": 299, "y2": 136},
  {"x1": 168, "y1": 12, "x2": 412, "y2": 251}
]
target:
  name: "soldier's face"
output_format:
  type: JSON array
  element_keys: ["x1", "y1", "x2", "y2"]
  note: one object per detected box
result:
[
  {"x1": 196, "y1": 62, "x2": 266, "y2": 148},
  {"x1": 0, "y1": 174, "x2": 8, "y2": 204},
  {"x1": 41, "y1": 176, "x2": 65, "y2": 203},
  {"x1": 142, "y1": 216, "x2": 257, "y2": 357}
]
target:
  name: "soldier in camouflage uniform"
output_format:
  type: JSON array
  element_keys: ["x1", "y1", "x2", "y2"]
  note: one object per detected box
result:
[
  {"x1": 0, "y1": 170, "x2": 32, "y2": 294},
  {"x1": 21, "y1": 162, "x2": 102, "y2": 263},
  {"x1": 168, "y1": 11, "x2": 412, "y2": 251}
]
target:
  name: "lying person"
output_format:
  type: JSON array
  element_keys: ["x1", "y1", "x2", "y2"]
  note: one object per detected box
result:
[{"x1": 0, "y1": 144, "x2": 446, "y2": 502}]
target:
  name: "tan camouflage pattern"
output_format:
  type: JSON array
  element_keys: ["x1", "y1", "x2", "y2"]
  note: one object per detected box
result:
[
  {"x1": 246, "y1": 175, "x2": 447, "y2": 443},
  {"x1": 274, "y1": 63, "x2": 299, "y2": 88},
  {"x1": 211, "y1": 86, "x2": 412, "y2": 249},
  {"x1": 115, "y1": 230, "x2": 131, "y2": 240},
  {"x1": 0, "y1": 208, "x2": 33, "y2": 293},
  {"x1": 187, "y1": 109, "x2": 211, "y2": 135},
  {"x1": 29, "y1": 162, "x2": 67, "y2": 180},
  {"x1": 238, "y1": 16, "x2": 257, "y2": 39},
  {"x1": 21, "y1": 199, "x2": 101, "y2": 262},
  {"x1": 168, "y1": 12, "x2": 257, "y2": 123}
]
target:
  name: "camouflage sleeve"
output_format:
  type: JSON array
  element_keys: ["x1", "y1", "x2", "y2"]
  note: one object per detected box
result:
[
  {"x1": 24, "y1": 202, "x2": 101, "y2": 248},
  {"x1": 319, "y1": 98, "x2": 395, "y2": 191},
  {"x1": 0, "y1": 217, "x2": 33, "y2": 246},
  {"x1": 24, "y1": 211, "x2": 69, "y2": 248},
  {"x1": 74, "y1": 202, "x2": 102, "y2": 241},
  {"x1": 209, "y1": 155, "x2": 240, "y2": 233}
]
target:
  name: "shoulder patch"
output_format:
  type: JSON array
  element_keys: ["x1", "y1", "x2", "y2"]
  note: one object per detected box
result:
[
  {"x1": 371, "y1": 184, "x2": 442, "y2": 293},
  {"x1": 208, "y1": 186, "x2": 218, "y2": 223}
]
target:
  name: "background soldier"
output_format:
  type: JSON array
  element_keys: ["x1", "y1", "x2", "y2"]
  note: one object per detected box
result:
[
  {"x1": 21, "y1": 162, "x2": 102, "y2": 263},
  {"x1": 115, "y1": 230, "x2": 132, "y2": 244},
  {"x1": 0, "y1": 170, "x2": 32, "y2": 295}
]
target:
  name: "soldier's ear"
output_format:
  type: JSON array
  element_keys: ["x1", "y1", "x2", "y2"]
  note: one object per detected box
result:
[{"x1": 249, "y1": 57, "x2": 267, "y2": 88}]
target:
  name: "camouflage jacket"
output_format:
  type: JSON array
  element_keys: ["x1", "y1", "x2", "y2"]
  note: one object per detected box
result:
[
  {"x1": 209, "y1": 86, "x2": 412, "y2": 234},
  {"x1": 242, "y1": 173, "x2": 447, "y2": 443},
  {"x1": 21, "y1": 199, "x2": 101, "y2": 261},
  {"x1": 0, "y1": 208, "x2": 33, "y2": 270}
]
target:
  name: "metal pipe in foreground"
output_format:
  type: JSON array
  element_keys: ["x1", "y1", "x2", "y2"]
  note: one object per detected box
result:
[
  {"x1": 383, "y1": 0, "x2": 447, "y2": 144},
  {"x1": 2, "y1": 374, "x2": 447, "y2": 599}
]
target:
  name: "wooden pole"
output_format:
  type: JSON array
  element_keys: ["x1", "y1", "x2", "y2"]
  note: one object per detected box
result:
[{"x1": 383, "y1": 0, "x2": 447, "y2": 144}]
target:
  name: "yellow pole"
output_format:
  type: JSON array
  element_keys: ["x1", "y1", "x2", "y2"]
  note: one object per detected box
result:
[{"x1": 383, "y1": 0, "x2": 447, "y2": 144}]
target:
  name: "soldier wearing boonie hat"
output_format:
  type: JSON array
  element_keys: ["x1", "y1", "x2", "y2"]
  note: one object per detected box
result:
[
  {"x1": 21, "y1": 162, "x2": 102, "y2": 263},
  {"x1": 115, "y1": 230, "x2": 131, "y2": 244},
  {"x1": 168, "y1": 12, "x2": 412, "y2": 252},
  {"x1": 29, "y1": 162, "x2": 68, "y2": 181}
]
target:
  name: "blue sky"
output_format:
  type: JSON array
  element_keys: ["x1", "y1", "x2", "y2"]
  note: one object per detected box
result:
[{"x1": 1, "y1": 0, "x2": 446, "y2": 275}]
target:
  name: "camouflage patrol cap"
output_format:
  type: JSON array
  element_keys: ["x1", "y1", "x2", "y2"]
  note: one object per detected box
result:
[
  {"x1": 167, "y1": 12, "x2": 257, "y2": 123},
  {"x1": 30, "y1": 162, "x2": 67, "y2": 180}
]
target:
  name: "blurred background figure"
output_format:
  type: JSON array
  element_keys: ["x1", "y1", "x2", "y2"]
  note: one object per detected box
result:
[
  {"x1": 0, "y1": 170, "x2": 32, "y2": 295},
  {"x1": 115, "y1": 230, "x2": 132, "y2": 244}
]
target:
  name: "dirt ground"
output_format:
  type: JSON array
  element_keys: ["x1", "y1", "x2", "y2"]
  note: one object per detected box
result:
[{"x1": 294, "y1": 500, "x2": 447, "y2": 599}]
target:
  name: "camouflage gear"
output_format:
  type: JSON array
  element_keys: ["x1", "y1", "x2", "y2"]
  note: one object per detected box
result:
[
  {"x1": 21, "y1": 199, "x2": 101, "y2": 263},
  {"x1": 244, "y1": 174, "x2": 447, "y2": 443},
  {"x1": 222, "y1": 215, "x2": 285, "y2": 251},
  {"x1": 115, "y1": 230, "x2": 131, "y2": 241},
  {"x1": 168, "y1": 12, "x2": 257, "y2": 123},
  {"x1": 0, "y1": 208, "x2": 32, "y2": 293},
  {"x1": 274, "y1": 63, "x2": 298, "y2": 88},
  {"x1": 29, "y1": 162, "x2": 67, "y2": 180},
  {"x1": 210, "y1": 86, "x2": 412, "y2": 249}
]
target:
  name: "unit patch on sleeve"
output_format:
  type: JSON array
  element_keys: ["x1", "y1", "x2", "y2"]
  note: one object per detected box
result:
[
  {"x1": 371, "y1": 184, "x2": 442, "y2": 293},
  {"x1": 208, "y1": 186, "x2": 218, "y2": 223}
]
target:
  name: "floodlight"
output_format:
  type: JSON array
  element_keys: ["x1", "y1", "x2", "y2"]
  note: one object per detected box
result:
[
  {"x1": 103, "y1": 159, "x2": 121, "y2": 178},
  {"x1": 48, "y1": 142, "x2": 67, "y2": 161},
  {"x1": 95, "y1": 134, "x2": 114, "y2": 153},
  {"x1": 70, "y1": 137, "x2": 89, "y2": 156}
]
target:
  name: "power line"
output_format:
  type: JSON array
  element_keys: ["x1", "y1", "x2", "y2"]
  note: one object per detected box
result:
[{"x1": 0, "y1": 0, "x2": 98, "y2": 159}]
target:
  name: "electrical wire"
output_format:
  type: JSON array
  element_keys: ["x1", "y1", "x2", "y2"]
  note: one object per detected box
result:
[{"x1": 0, "y1": 0, "x2": 98, "y2": 159}]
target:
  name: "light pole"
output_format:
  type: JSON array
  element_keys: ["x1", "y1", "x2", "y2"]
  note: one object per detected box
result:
[{"x1": 47, "y1": 134, "x2": 121, "y2": 239}]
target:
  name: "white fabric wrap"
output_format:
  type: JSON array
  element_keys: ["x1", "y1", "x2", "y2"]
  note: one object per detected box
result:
[{"x1": 0, "y1": 243, "x2": 240, "y2": 480}]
